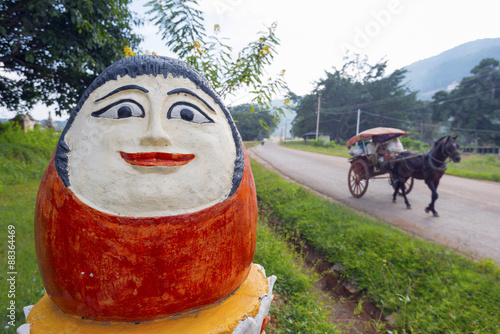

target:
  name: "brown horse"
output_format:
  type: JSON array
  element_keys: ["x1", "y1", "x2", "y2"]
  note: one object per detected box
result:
[{"x1": 391, "y1": 136, "x2": 461, "y2": 217}]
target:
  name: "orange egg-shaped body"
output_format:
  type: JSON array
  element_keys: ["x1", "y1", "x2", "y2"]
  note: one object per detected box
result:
[
  {"x1": 34, "y1": 56, "x2": 258, "y2": 322},
  {"x1": 34, "y1": 149, "x2": 257, "y2": 321}
]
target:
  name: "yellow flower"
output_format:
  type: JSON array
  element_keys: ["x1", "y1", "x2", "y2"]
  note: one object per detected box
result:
[
  {"x1": 123, "y1": 46, "x2": 136, "y2": 57},
  {"x1": 193, "y1": 41, "x2": 203, "y2": 54},
  {"x1": 284, "y1": 99, "x2": 291, "y2": 104},
  {"x1": 259, "y1": 45, "x2": 270, "y2": 56},
  {"x1": 214, "y1": 24, "x2": 220, "y2": 32}
]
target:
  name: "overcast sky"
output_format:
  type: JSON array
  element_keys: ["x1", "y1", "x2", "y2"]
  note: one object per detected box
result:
[{"x1": 3, "y1": 0, "x2": 500, "y2": 120}]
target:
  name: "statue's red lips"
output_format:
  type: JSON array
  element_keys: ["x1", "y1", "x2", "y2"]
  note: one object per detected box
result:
[{"x1": 119, "y1": 151, "x2": 195, "y2": 167}]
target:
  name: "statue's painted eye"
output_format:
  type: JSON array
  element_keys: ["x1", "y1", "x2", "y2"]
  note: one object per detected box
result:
[
  {"x1": 92, "y1": 99, "x2": 145, "y2": 119},
  {"x1": 167, "y1": 102, "x2": 214, "y2": 124}
]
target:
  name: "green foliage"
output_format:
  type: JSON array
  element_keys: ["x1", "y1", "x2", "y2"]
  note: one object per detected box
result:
[
  {"x1": 231, "y1": 104, "x2": 277, "y2": 140},
  {"x1": 145, "y1": 0, "x2": 289, "y2": 117},
  {"x1": 309, "y1": 138, "x2": 325, "y2": 147},
  {"x1": 431, "y1": 58, "x2": 500, "y2": 145},
  {"x1": 281, "y1": 140, "x2": 350, "y2": 158},
  {"x1": 251, "y1": 159, "x2": 500, "y2": 333},
  {"x1": 0, "y1": 122, "x2": 60, "y2": 190},
  {"x1": 0, "y1": 181, "x2": 46, "y2": 334},
  {"x1": 400, "y1": 137, "x2": 430, "y2": 152},
  {"x1": 0, "y1": 0, "x2": 142, "y2": 115},
  {"x1": 254, "y1": 221, "x2": 341, "y2": 333},
  {"x1": 446, "y1": 154, "x2": 500, "y2": 182},
  {"x1": 0, "y1": 124, "x2": 58, "y2": 333},
  {"x1": 291, "y1": 55, "x2": 425, "y2": 142}
]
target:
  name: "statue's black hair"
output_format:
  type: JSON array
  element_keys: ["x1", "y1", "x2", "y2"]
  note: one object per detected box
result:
[{"x1": 55, "y1": 55, "x2": 244, "y2": 197}]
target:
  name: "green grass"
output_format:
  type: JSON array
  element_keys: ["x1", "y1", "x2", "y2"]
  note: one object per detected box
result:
[
  {"x1": 1, "y1": 182, "x2": 45, "y2": 333},
  {"x1": 0, "y1": 123, "x2": 55, "y2": 333},
  {"x1": 243, "y1": 141, "x2": 261, "y2": 149},
  {"x1": 251, "y1": 159, "x2": 500, "y2": 333},
  {"x1": 0, "y1": 122, "x2": 60, "y2": 191},
  {"x1": 281, "y1": 140, "x2": 350, "y2": 158},
  {"x1": 446, "y1": 154, "x2": 500, "y2": 182},
  {"x1": 255, "y1": 216, "x2": 341, "y2": 333}
]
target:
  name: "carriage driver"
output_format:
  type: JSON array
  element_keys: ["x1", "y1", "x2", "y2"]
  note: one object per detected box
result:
[{"x1": 365, "y1": 135, "x2": 385, "y2": 169}]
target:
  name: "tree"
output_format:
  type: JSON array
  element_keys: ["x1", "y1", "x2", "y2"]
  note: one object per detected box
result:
[
  {"x1": 230, "y1": 104, "x2": 277, "y2": 141},
  {"x1": 0, "y1": 0, "x2": 142, "y2": 115},
  {"x1": 145, "y1": 0, "x2": 289, "y2": 117},
  {"x1": 431, "y1": 58, "x2": 500, "y2": 145},
  {"x1": 291, "y1": 55, "x2": 423, "y2": 143}
]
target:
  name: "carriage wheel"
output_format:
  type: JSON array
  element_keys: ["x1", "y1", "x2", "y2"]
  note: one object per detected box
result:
[
  {"x1": 348, "y1": 159, "x2": 369, "y2": 198},
  {"x1": 390, "y1": 175, "x2": 414, "y2": 195}
]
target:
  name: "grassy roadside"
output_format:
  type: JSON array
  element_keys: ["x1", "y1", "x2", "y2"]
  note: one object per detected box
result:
[
  {"x1": 281, "y1": 140, "x2": 350, "y2": 158},
  {"x1": 251, "y1": 158, "x2": 500, "y2": 333},
  {"x1": 255, "y1": 217, "x2": 342, "y2": 333},
  {"x1": 446, "y1": 153, "x2": 500, "y2": 182},
  {"x1": 281, "y1": 139, "x2": 500, "y2": 182},
  {"x1": 0, "y1": 124, "x2": 55, "y2": 333}
]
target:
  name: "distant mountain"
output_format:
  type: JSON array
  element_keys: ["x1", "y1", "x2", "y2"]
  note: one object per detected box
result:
[
  {"x1": 268, "y1": 99, "x2": 296, "y2": 138},
  {"x1": 404, "y1": 38, "x2": 500, "y2": 100},
  {"x1": 54, "y1": 120, "x2": 67, "y2": 130}
]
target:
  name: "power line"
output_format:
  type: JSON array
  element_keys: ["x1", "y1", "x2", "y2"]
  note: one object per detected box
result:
[{"x1": 361, "y1": 110, "x2": 500, "y2": 134}]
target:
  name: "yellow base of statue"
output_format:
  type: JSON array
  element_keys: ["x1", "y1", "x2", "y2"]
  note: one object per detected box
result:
[{"x1": 26, "y1": 264, "x2": 272, "y2": 334}]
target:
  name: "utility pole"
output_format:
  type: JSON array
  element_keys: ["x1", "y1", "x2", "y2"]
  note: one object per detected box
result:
[
  {"x1": 421, "y1": 120, "x2": 424, "y2": 142},
  {"x1": 356, "y1": 109, "x2": 360, "y2": 135},
  {"x1": 315, "y1": 94, "x2": 321, "y2": 140},
  {"x1": 284, "y1": 119, "x2": 287, "y2": 141}
]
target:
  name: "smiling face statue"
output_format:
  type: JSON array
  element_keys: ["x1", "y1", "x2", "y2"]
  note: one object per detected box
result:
[
  {"x1": 35, "y1": 56, "x2": 256, "y2": 321},
  {"x1": 57, "y1": 56, "x2": 242, "y2": 217}
]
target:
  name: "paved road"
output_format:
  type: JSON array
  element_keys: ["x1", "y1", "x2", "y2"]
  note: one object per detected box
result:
[{"x1": 249, "y1": 142, "x2": 500, "y2": 264}]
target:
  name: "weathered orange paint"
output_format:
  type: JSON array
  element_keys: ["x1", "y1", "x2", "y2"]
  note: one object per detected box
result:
[
  {"x1": 27, "y1": 264, "x2": 269, "y2": 334},
  {"x1": 34, "y1": 148, "x2": 257, "y2": 322}
]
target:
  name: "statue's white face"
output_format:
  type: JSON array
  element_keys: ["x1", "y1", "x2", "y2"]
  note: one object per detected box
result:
[{"x1": 65, "y1": 74, "x2": 237, "y2": 217}]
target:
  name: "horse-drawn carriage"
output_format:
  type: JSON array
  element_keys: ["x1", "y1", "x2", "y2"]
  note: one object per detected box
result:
[
  {"x1": 346, "y1": 127, "x2": 462, "y2": 217},
  {"x1": 346, "y1": 127, "x2": 414, "y2": 198}
]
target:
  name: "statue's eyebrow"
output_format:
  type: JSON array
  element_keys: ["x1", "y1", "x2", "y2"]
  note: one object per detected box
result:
[
  {"x1": 95, "y1": 85, "x2": 149, "y2": 102},
  {"x1": 167, "y1": 88, "x2": 215, "y2": 113}
]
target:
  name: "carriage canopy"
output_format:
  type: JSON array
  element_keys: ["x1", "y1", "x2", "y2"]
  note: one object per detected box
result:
[{"x1": 346, "y1": 127, "x2": 408, "y2": 148}]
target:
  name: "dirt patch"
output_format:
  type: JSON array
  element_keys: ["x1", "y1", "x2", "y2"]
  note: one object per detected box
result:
[
  {"x1": 262, "y1": 206, "x2": 387, "y2": 333},
  {"x1": 301, "y1": 243, "x2": 384, "y2": 333}
]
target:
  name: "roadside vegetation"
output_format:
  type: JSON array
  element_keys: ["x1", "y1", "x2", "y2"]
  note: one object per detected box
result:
[
  {"x1": 281, "y1": 139, "x2": 350, "y2": 158},
  {"x1": 280, "y1": 138, "x2": 500, "y2": 182},
  {"x1": 252, "y1": 159, "x2": 500, "y2": 333},
  {"x1": 0, "y1": 124, "x2": 57, "y2": 333},
  {"x1": 446, "y1": 154, "x2": 500, "y2": 182},
  {"x1": 255, "y1": 220, "x2": 342, "y2": 333}
]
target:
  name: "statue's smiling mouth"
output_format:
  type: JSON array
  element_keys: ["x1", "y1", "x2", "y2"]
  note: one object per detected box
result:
[{"x1": 119, "y1": 151, "x2": 195, "y2": 167}]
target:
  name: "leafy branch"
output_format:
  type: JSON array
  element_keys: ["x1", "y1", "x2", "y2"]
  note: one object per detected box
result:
[{"x1": 144, "y1": 0, "x2": 290, "y2": 119}]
